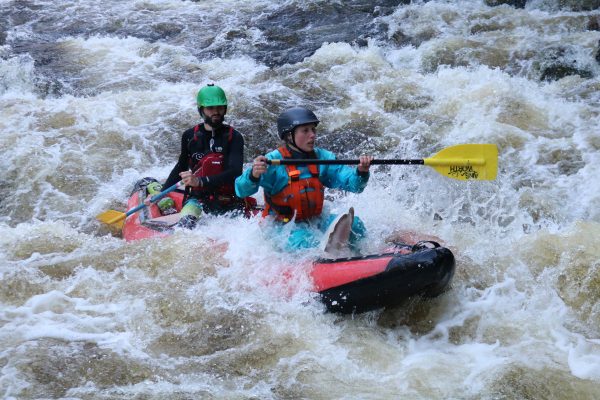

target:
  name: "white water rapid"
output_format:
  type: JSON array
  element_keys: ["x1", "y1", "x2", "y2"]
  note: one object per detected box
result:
[{"x1": 1, "y1": 0, "x2": 600, "y2": 398}]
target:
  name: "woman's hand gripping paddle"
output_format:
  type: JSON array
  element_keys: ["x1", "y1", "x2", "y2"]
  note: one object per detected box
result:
[
  {"x1": 267, "y1": 144, "x2": 498, "y2": 181},
  {"x1": 96, "y1": 181, "x2": 182, "y2": 229}
]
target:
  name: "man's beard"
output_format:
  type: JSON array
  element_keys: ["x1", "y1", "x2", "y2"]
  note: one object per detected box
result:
[{"x1": 205, "y1": 114, "x2": 224, "y2": 128}]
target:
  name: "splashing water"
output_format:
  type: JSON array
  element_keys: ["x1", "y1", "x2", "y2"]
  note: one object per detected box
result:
[{"x1": 1, "y1": 0, "x2": 600, "y2": 398}]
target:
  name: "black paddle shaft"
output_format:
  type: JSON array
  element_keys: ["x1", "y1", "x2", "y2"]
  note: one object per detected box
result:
[{"x1": 267, "y1": 159, "x2": 425, "y2": 165}]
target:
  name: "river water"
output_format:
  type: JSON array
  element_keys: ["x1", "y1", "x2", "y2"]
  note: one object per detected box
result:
[{"x1": 1, "y1": 0, "x2": 600, "y2": 398}]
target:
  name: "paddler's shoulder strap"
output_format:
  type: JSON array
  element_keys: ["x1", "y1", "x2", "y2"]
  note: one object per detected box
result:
[
  {"x1": 226, "y1": 125, "x2": 233, "y2": 142},
  {"x1": 278, "y1": 146, "x2": 292, "y2": 158},
  {"x1": 189, "y1": 124, "x2": 203, "y2": 151},
  {"x1": 221, "y1": 125, "x2": 234, "y2": 155},
  {"x1": 277, "y1": 146, "x2": 319, "y2": 177},
  {"x1": 277, "y1": 146, "x2": 300, "y2": 181}
]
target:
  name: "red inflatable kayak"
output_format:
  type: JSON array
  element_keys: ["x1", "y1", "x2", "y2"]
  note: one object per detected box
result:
[
  {"x1": 121, "y1": 177, "x2": 257, "y2": 240},
  {"x1": 122, "y1": 178, "x2": 455, "y2": 313},
  {"x1": 311, "y1": 244, "x2": 455, "y2": 313},
  {"x1": 122, "y1": 178, "x2": 186, "y2": 242}
]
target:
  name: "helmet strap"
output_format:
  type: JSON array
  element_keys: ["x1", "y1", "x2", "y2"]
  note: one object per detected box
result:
[
  {"x1": 286, "y1": 131, "x2": 311, "y2": 155},
  {"x1": 285, "y1": 131, "x2": 297, "y2": 148},
  {"x1": 291, "y1": 131, "x2": 296, "y2": 147}
]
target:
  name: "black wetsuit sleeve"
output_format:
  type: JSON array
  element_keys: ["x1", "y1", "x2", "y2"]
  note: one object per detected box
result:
[
  {"x1": 163, "y1": 129, "x2": 193, "y2": 188},
  {"x1": 202, "y1": 130, "x2": 245, "y2": 189}
]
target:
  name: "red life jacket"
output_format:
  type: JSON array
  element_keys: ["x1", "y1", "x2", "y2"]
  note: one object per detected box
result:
[
  {"x1": 263, "y1": 146, "x2": 325, "y2": 222},
  {"x1": 188, "y1": 124, "x2": 235, "y2": 200}
]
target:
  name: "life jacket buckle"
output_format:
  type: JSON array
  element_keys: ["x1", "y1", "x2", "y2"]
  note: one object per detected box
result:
[{"x1": 288, "y1": 170, "x2": 301, "y2": 181}]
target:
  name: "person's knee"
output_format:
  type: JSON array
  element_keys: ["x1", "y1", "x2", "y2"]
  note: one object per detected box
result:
[
  {"x1": 350, "y1": 216, "x2": 367, "y2": 241},
  {"x1": 286, "y1": 228, "x2": 319, "y2": 251},
  {"x1": 180, "y1": 199, "x2": 203, "y2": 217}
]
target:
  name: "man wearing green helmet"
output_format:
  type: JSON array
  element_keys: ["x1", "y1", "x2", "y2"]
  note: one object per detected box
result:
[{"x1": 160, "y1": 83, "x2": 249, "y2": 228}]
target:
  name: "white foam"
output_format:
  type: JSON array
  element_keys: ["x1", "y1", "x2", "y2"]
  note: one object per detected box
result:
[{"x1": 2, "y1": 0, "x2": 600, "y2": 397}]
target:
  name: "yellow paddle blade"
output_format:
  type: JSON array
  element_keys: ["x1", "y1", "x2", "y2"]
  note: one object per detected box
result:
[
  {"x1": 96, "y1": 209, "x2": 126, "y2": 229},
  {"x1": 424, "y1": 144, "x2": 498, "y2": 180}
]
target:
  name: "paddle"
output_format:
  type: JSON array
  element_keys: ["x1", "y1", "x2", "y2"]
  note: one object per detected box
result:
[
  {"x1": 267, "y1": 144, "x2": 498, "y2": 181},
  {"x1": 96, "y1": 181, "x2": 182, "y2": 228}
]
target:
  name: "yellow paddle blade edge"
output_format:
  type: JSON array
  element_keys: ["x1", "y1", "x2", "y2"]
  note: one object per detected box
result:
[
  {"x1": 424, "y1": 144, "x2": 498, "y2": 181},
  {"x1": 96, "y1": 209, "x2": 126, "y2": 229}
]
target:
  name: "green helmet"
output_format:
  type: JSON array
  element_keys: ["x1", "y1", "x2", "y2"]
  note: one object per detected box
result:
[{"x1": 196, "y1": 84, "x2": 227, "y2": 107}]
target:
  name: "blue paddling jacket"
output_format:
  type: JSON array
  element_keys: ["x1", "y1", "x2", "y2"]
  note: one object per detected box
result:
[{"x1": 235, "y1": 146, "x2": 370, "y2": 250}]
